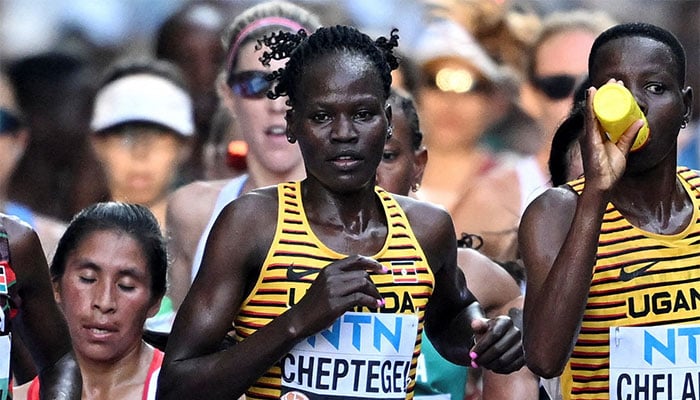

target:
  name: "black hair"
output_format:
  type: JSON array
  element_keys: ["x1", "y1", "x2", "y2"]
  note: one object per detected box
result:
[
  {"x1": 549, "y1": 106, "x2": 584, "y2": 186},
  {"x1": 258, "y1": 25, "x2": 400, "y2": 107},
  {"x1": 97, "y1": 56, "x2": 188, "y2": 92},
  {"x1": 155, "y1": 1, "x2": 227, "y2": 60},
  {"x1": 6, "y1": 51, "x2": 95, "y2": 114},
  {"x1": 50, "y1": 202, "x2": 167, "y2": 301},
  {"x1": 388, "y1": 88, "x2": 423, "y2": 150},
  {"x1": 589, "y1": 22, "x2": 686, "y2": 85},
  {"x1": 548, "y1": 77, "x2": 589, "y2": 186},
  {"x1": 393, "y1": 49, "x2": 420, "y2": 96}
]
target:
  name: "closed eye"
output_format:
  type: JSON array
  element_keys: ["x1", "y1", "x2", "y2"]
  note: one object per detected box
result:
[
  {"x1": 79, "y1": 276, "x2": 96, "y2": 284},
  {"x1": 118, "y1": 284, "x2": 136, "y2": 292}
]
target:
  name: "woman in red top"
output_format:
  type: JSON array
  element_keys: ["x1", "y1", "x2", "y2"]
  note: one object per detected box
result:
[{"x1": 15, "y1": 202, "x2": 167, "y2": 400}]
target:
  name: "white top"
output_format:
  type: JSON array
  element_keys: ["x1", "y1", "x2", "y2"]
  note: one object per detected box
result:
[{"x1": 191, "y1": 174, "x2": 248, "y2": 281}]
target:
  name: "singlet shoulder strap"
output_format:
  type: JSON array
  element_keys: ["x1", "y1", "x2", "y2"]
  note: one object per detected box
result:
[{"x1": 565, "y1": 176, "x2": 586, "y2": 195}]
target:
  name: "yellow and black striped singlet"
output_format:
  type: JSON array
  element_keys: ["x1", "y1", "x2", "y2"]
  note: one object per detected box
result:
[
  {"x1": 561, "y1": 168, "x2": 700, "y2": 399},
  {"x1": 233, "y1": 182, "x2": 435, "y2": 399}
]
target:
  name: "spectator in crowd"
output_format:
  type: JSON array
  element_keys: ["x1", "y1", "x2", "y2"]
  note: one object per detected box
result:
[
  {"x1": 155, "y1": 0, "x2": 229, "y2": 182},
  {"x1": 0, "y1": 73, "x2": 66, "y2": 259},
  {"x1": 89, "y1": 56, "x2": 194, "y2": 232},
  {"x1": 379, "y1": 88, "x2": 539, "y2": 400},
  {"x1": 520, "y1": 9, "x2": 616, "y2": 171},
  {"x1": 447, "y1": 10, "x2": 615, "y2": 263},
  {"x1": 6, "y1": 51, "x2": 110, "y2": 222},
  {"x1": 410, "y1": 18, "x2": 510, "y2": 217}
]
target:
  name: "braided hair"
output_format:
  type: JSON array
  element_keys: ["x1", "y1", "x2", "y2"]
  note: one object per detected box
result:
[{"x1": 257, "y1": 25, "x2": 400, "y2": 107}]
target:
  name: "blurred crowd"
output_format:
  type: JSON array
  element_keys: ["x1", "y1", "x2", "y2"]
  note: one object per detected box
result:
[
  {"x1": 0, "y1": 0, "x2": 696, "y2": 225},
  {"x1": 0, "y1": 1, "x2": 698, "y2": 399}
]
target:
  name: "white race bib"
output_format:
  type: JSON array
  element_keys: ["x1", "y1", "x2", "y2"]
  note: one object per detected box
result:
[
  {"x1": 610, "y1": 324, "x2": 700, "y2": 400},
  {"x1": 0, "y1": 334, "x2": 10, "y2": 400},
  {"x1": 281, "y1": 312, "x2": 418, "y2": 400}
]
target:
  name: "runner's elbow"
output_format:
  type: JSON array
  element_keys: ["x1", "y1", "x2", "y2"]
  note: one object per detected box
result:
[{"x1": 524, "y1": 347, "x2": 566, "y2": 378}]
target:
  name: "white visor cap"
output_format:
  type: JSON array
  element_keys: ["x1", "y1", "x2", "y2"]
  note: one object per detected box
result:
[{"x1": 91, "y1": 73, "x2": 195, "y2": 137}]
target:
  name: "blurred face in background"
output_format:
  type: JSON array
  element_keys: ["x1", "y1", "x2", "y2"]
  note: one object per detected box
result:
[
  {"x1": 0, "y1": 77, "x2": 27, "y2": 192},
  {"x1": 220, "y1": 40, "x2": 303, "y2": 178},
  {"x1": 417, "y1": 57, "x2": 507, "y2": 151},
  {"x1": 92, "y1": 124, "x2": 187, "y2": 206},
  {"x1": 158, "y1": 4, "x2": 226, "y2": 135},
  {"x1": 528, "y1": 29, "x2": 597, "y2": 138}
]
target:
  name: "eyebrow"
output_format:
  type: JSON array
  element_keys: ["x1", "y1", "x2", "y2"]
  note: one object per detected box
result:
[{"x1": 74, "y1": 261, "x2": 148, "y2": 280}]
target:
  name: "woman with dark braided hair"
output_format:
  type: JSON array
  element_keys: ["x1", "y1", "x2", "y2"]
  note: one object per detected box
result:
[{"x1": 158, "y1": 25, "x2": 523, "y2": 400}]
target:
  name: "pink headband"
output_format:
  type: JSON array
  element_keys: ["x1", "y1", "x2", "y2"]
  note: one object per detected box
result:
[{"x1": 226, "y1": 17, "x2": 307, "y2": 73}]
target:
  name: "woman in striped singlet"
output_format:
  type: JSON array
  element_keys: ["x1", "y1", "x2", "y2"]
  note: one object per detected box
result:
[
  {"x1": 159, "y1": 25, "x2": 523, "y2": 400},
  {"x1": 379, "y1": 88, "x2": 540, "y2": 399},
  {"x1": 520, "y1": 23, "x2": 696, "y2": 400}
]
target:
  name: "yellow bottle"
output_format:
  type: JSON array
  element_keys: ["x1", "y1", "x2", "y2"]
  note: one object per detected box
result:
[{"x1": 592, "y1": 83, "x2": 649, "y2": 151}]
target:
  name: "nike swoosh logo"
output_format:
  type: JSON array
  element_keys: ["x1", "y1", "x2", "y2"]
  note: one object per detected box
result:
[
  {"x1": 286, "y1": 265, "x2": 318, "y2": 281},
  {"x1": 618, "y1": 261, "x2": 659, "y2": 282}
]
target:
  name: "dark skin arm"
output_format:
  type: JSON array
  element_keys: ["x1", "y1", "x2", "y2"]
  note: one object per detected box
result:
[
  {"x1": 5, "y1": 216, "x2": 81, "y2": 399},
  {"x1": 10, "y1": 332, "x2": 36, "y2": 385},
  {"x1": 157, "y1": 189, "x2": 387, "y2": 400},
  {"x1": 481, "y1": 296, "x2": 539, "y2": 399},
  {"x1": 399, "y1": 197, "x2": 524, "y2": 374},
  {"x1": 519, "y1": 87, "x2": 641, "y2": 378},
  {"x1": 458, "y1": 248, "x2": 538, "y2": 398}
]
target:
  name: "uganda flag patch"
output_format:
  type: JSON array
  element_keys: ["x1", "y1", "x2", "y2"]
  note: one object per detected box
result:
[{"x1": 0, "y1": 262, "x2": 15, "y2": 295}]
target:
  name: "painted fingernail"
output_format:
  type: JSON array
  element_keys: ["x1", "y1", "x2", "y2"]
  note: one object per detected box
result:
[
  {"x1": 471, "y1": 361, "x2": 478, "y2": 369},
  {"x1": 381, "y1": 265, "x2": 389, "y2": 273},
  {"x1": 377, "y1": 298, "x2": 385, "y2": 307},
  {"x1": 470, "y1": 351, "x2": 478, "y2": 360}
]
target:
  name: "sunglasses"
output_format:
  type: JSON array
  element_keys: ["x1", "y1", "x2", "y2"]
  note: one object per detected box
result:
[
  {"x1": 0, "y1": 108, "x2": 22, "y2": 133},
  {"x1": 532, "y1": 74, "x2": 584, "y2": 100},
  {"x1": 228, "y1": 70, "x2": 274, "y2": 99}
]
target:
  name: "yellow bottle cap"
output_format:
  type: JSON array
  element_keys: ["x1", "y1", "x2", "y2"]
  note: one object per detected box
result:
[{"x1": 593, "y1": 83, "x2": 649, "y2": 151}]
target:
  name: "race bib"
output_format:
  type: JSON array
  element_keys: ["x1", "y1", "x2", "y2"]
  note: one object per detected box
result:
[
  {"x1": 280, "y1": 312, "x2": 419, "y2": 400},
  {"x1": 610, "y1": 324, "x2": 700, "y2": 400},
  {"x1": 0, "y1": 334, "x2": 10, "y2": 400}
]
